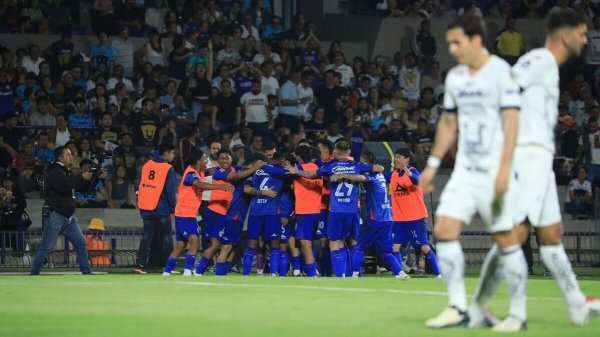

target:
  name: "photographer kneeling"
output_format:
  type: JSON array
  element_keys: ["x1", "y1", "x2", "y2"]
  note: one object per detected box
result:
[{"x1": 30, "y1": 146, "x2": 104, "y2": 275}]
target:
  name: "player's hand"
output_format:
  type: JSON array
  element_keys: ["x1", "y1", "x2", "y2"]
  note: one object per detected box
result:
[
  {"x1": 420, "y1": 167, "x2": 437, "y2": 194},
  {"x1": 281, "y1": 217, "x2": 288, "y2": 226},
  {"x1": 330, "y1": 174, "x2": 344, "y2": 182},
  {"x1": 494, "y1": 167, "x2": 510, "y2": 198},
  {"x1": 220, "y1": 183, "x2": 234, "y2": 192},
  {"x1": 263, "y1": 187, "x2": 277, "y2": 198},
  {"x1": 285, "y1": 165, "x2": 298, "y2": 175},
  {"x1": 403, "y1": 167, "x2": 412, "y2": 176},
  {"x1": 99, "y1": 170, "x2": 108, "y2": 180}
]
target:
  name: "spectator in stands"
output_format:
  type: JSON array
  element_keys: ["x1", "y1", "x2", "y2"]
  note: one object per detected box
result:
[
  {"x1": 584, "y1": 16, "x2": 600, "y2": 87},
  {"x1": 132, "y1": 98, "x2": 161, "y2": 150},
  {"x1": 315, "y1": 69, "x2": 343, "y2": 124},
  {"x1": 495, "y1": 17, "x2": 524, "y2": 66},
  {"x1": 398, "y1": 53, "x2": 421, "y2": 100},
  {"x1": 29, "y1": 96, "x2": 57, "y2": 128},
  {"x1": 13, "y1": 141, "x2": 37, "y2": 193},
  {"x1": 458, "y1": 0, "x2": 483, "y2": 17},
  {"x1": 21, "y1": 44, "x2": 44, "y2": 75},
  {"x1": 298, "y1": 70, "x2": 314, "y2": 120},
  {"x1": 241, "y1": 13, "x2": 261, "y2": 41},
  {"x1": 112, "y1": 133, "x2": 139, "y2": 181},
  {"x1": 91, "y1": 31, "x2": 115, "y2": 71},
  {"x1": 0, "y1": 70, "x2": 15, "y2": 118},
  {"x1": 45, "y1": 31, "x2": 74, "y2": 81},
  {"x1": 212, "y1": 64, "x2": 236, "y2": 93},
  {"x1": 134, "y1": 142, "x2": 177, "y2": 273},
  {"x1": 74, "y1": 159, "x2": 109, "y2": 208},
  {"x1": 31, "y1": 145, "x2": 95, "y2": 275},
  {"x1": 95, "y1": 112, "x2": 120, "y2": 150},
  {"x1": 135, "y1": 30, "x2": 168, "y2": 73},
  {"x1": 412, "y1": 19, "x2": 437, "y2": 69},
  {"x1": 241, "y1": 79, "x2": 270, "y2": 133},
  {"x1": 325, "y1": 51, "x2": 354, "y2": 88},
  {"x1": 262, "y1": 15, "x2": 285, "y2": 39},
  {"x1": 581, "y1": 117, "x2": 600, "y2": 186},
  {"x1": 69, "y1": 97, "x2": 94, "y2": 130},
  {"x1": 111, "y1": 27, "x2": 135, "y2": 79},
  {"x1": 211, "y1": 80, "x2": 241, "y2": 132},
  {"x1": 20, "y1": 0, "x2": 45, "y2": 25},
  {"x1": 114, "y1": 0, "x2": 143, "y2": 34},
  {"x1": 107, "y1": 164, "x2": 134, "y2": 208},
  {"x1": 43, "y1": 0, "x2": 73, "y2": 29},
  {"x1": 49, "y1": 113, "x2": 79, "y2": 148},
  {"x1": 278, "y1": 68, "x2": 307, "y2": 128},
  {"x1": 382, "y1": 0, "x2": 405, "y2": 17},
  {"x1": 239, "y1": 35, "x2": 258, "y2": 62},
  {"x1": 420, "y1": 61, "x2": 441, "y2": 90},
  {"x1": 565, "y1": 167, "x2": 594, "y2": 220},
  {"x1": 145, "y1": 0, "x2": 169, "y2": 31}
]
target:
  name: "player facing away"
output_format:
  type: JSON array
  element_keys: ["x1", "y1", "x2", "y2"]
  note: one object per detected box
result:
[
  {"x1": 292, "y1": 145, "x2": 324, "y2": 278},
  {"x1": 420, "y1": 15, "x2": 526, "y2": 331},
  {"x1": 163, "y1": 151, "x2": 233, "y2": 276},
  {"x1": 243, "y1": 152, "x2": 289, "y2": 276},
  {"x1": 386, "y1": 148, "x2": 440, "y2": 278},
  {"x1": 336, "y1": 151, "x2": 406, "y2": 279},
  {"x1": 315, "y1": 139, "x2": 335, "y2": 276},
  {"x1": 278, "y1": 153, "x2": 298, "y2": 277},
  {"x1": 286, "y1": 140, "x2": 384, "y2": 277},
  {"x1": 195, "y1": 149, "x2": 265, "y2": 275},
  {"x1": 472, "y1": 8, "x2": 600, "y2": 327}
]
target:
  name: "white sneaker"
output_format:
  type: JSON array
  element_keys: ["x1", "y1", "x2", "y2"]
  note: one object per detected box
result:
[
  {"x1": 352, "y1": 271, "x2": 360, "y2": 278},
  {"x1": 570, "y1": 296, "x2": 600, "y2": 326},
  {"x1": 426, "y1": 306, "x2": 468, "y2": 328},
  {"x1": 162, "y1": 272, "x2": 170, "y2": 276},
  {"x1": 491, "y1": 316, "x2": 527, "y2": 332},
  {"x1": 270, "y1": 273, "x2": 277, "y2": 277},
  {"x1": 257, "y1": 269, "x2": 264, "y2": 276},
  {"x1": 395, "y1": 271, "x2": 411, "y2": 280},
  {"x1": 193, "y1": 271, "x2": 202, "y2": 276},
  {"x1": 183, "y1": 269, "x2": 192, "y2": 276},
  {"x1": 293, "y1": 270, "x2": 301, "y2": 276},
  {"x1": 468, "y1": 305, "x2": 501, "y2": 329}
]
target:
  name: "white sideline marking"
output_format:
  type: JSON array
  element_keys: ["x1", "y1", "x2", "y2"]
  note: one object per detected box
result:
[{"x1": 0, "y1": 279, "x2": 564, "y2": 301}]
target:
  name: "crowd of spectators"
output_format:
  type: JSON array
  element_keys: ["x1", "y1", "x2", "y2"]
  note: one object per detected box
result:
[{"x1": 0, "y1": 0, "x2": 597, "y2": 218}]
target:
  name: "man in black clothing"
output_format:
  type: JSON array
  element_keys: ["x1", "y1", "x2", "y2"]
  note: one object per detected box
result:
[
  {"x1": 314, "y1": 70, "x2": 343, "y2": 125},
  {"x1": 211, "y1": 80, "x2": 241, "y2": 133},
  {"x1": 30, "y1": 146, "x2": 105, "y2": 275}
]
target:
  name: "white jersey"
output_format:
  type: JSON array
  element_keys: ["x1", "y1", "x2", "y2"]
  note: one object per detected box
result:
[
  {"x1": 443, "y1": 55, "x2": 521, "y2": 180},
  {"x1": 512, "y1": 48, "x2": 559, "y2": 154}
]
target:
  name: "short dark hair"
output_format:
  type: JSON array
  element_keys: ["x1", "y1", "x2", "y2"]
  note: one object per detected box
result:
[
  {"x1": 361, "y1": 150, "x2": 375, "y2": 164},
  {"x1": 295, "y1": 145, "x2": 312, "y2": 162},
  {"x1": 395, "y1": 148, "x2": 412, "y2": 159},
  {"x1": 187, "y1": 151, "x2": 205, "y2": 167},
  {"x1": 217, "y1": 148, "x2": 232, "y2": 157},
  {"x1": 158, "y1": 142, "x2": 175, "y2": 155},
  {"x1": 334, "y1": 140, "x2": 350, "y2": 153},
  {"x1": 315, "y1": 139, "x2": 333, "y2": 154},
  {"x1": 55, "y1": 146, "x2": 69, "y2": 158},
  {"x1": 547, "y1": 8, "x2": 586, "y2": 34},
  {"x1": 80, "y1": 159, "x2": 93, "y2": 168},
  {"x1": 447, "y1": 14, "x2": 486, "y2": 40},
  {"x1": 262, "y1": 142, "x2": 276, "y2": 151}
]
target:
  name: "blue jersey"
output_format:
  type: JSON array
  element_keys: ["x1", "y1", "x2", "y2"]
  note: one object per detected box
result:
[
  {"x1": 316, "y1": 159, "x2": 373, "y2": 213},
  {"x1": 226, "y1": 166, "x2": 249, "y2": 221},
  {"x1": 364, "y1": 173, "x2": 393, "y2": 222},
  {"x1": 246, "y1": 164, "x2": 287, "y2": 216},
  {"x1": 279, "y1": 190, "x2": 294, "y2": 219}
]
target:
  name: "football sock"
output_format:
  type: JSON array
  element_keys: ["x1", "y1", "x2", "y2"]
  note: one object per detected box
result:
[
  {"x1": 500, "y1": 245, "x2": 528, "y2": 322},
  {"x1": 291, "y1": 256, "x2": 301, "y2": 273},
  {"x1": 394, "y1": 251, "x2": 403, "y2": 267},
  {"x1": 472, "y1": 244, "x2": 501, "y2": 308},
  {"x1": 184, "y1": 254, "x2": 196, "y2": 272},
  {"x1": 215, "y1": 262, "x2": 228, "y2": 276},
  {"x1": 270, "y1": 248, "x2": 281, "y2": 276},
  {"x1": 540, "y1": 244, "x2": 586, "y2": 309},
  {"x1": 382, "y1": 253, "x2": 402, "y2": 276},
  {"x1": 320, "y1": 247, "x2": 332, "y2": 276},
  {"x1": 224, "y1": 261, "x2": 232, "y2": 274},
  {"x1": 195, "y1": 256, "x2": 209, "y2": 275},
  {"x1": 305, "y1": 262, "x2": 317, "y2": 277},
  {"x1": 279, "y1": 251, "x2": 289, "y2": 277},
  {"x1": 436, "y1": 240, "x2": 467, "y2": 311},
  {"x1": 426, "y1": 249, "x2": 441, "y2": 276},
  {"x1": 331, "y1": 249, "x2": 345, "y2": 277},
  {"x1": 164, "y1": 257, "x2": 177, "y2": 274},
  {"x1": 243, "y1": 247, "x2": 256, "y2": 276},
  {"x1": 256, "y1": 252, "x2": 265, "y2": 272},
  {"x1": 351, "y1": 246, "x2": 363, "y2": 274},
  {"x1": 344, "y1": 246, "x2": 351, "y2": 277}
]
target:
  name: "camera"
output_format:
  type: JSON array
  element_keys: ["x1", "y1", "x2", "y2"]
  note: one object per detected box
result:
[{"x1": 91, "y1": 150, "x2": 113, "y2": 181}]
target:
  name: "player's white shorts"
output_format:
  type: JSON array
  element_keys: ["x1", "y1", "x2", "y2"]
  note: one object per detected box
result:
[
  {"x1": 511, "y1": 145, "x2": 561, "y2": 227},
  {"x1": 436, "y1": 171, "x2": 517, "y2": 233}
]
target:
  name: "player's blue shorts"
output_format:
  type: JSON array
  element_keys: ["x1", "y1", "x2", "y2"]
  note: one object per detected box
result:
[
  {"x1": 393, "y1": 219, "x2": 430, "y2": 248},
  {"x1": 280, "y1": 217, "x2": 295, "y2": 244},
  {"x1": 295, "y1": 213, "x2": 320, "y2": 241},
  {"x1": 220, "y1": 219, "x2": 243, "y2": 245},
  {"x1": 358, "y1": 220, "x2": 393, "y2": 254},
  {"x1": 327, "y1": 212, "x2": 360, "y2": 241},
  {"x1": 248, "y1": 214, "x2": 280, "y2": 241},
  {"x1": 315, "y1": 209, "x2": 329, "y2": 239},
  {"x1": 203, "y1": 208, "x2": 226, "y2": 239},
  {"x1": 175, "y1": 216, "x2": 200, "y2": 241}
]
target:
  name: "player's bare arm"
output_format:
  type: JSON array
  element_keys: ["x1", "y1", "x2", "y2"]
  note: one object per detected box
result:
[
  {"x1": 421, "y1": 112, "x2": 458, "y2": 193},
  {"x1": 495, "y1": 107, "x2": 519, "y2": 198}
]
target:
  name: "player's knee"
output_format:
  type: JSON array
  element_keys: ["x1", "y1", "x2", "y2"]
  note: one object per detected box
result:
[{"x1": 537, "y1": 223, "x2": 564, "y2": 245}]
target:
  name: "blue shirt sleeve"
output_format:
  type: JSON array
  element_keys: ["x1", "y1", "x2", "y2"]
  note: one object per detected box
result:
[
  {"x1": 262, "y1": 165, "x2": 287, "y2": 178},
  {"x1": 183, "y1": 171, "x2": 199, "y2": 186},
  {"x1": 165, "y1": 168, "x2": 177, "y2": 212},
  {"x1": 213, "y1": 168, "x2": 229, "y2": 181},
  {"x1": 383, "y1": 171, "x2": 392, "y2": 183},
  {"x1": 409, "y1": 167, "x2": 420, "y2": 185},
  {"x1": 243, "y1": 176, "x2": 253, "y2": 186},
  {"x1": 316, "y1": 164, "x2": 332, "y2": 177},
  {"x1": 357, "y1": 162, "x2": 374, "y2": 174}
]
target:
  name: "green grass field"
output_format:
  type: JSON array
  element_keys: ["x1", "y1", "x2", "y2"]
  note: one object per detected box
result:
[{"x1": 1, "y1": 271, "x2": 600, "y2": 337}]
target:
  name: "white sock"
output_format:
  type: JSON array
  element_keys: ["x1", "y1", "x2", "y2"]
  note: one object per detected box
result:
[
  {"x1": 500, "y1": 245, "x2": 528, "y2": 322},
  {"x1": 540, "y1": 244, "x2": 586, "y2": 308},
  {"x1": 437, "y1": 240, "x2": 467, "y2": 312},
  {"x1": 473, "y1": 244, "x2": 502, "y2": 309}
]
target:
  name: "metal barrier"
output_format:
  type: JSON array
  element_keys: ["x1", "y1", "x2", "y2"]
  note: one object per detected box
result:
[{"x1": 1, "y1": 229, "x2": 598, "y2": 269}]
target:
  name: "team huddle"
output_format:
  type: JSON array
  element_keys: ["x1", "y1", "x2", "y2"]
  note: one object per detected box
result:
[{"x1": 134, "y1": 8, "x2": 600, "y2": 332}]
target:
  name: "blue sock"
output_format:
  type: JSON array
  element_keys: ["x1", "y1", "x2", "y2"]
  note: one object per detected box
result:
[
  {"x1": 243, "y1": 247, "x2": 255, "y2": 276},
  {"x1": 331, "y1": 249, "x2": 345, "y2": 277},
  {"x1": 305, "y1": 262, "x2": 317, "y2": 277},
  {"x1": 351, "y1": 246, "x2": 363, "y2": 274},
  {"x1": 320, "y1": 248, "x2": 332, "y2": 277},
  {"x1": 344, "y1": 247, "x2": 351, "y2": 277},
  {"x1": 394, "y1": 251, "x2": 403, "y2": 266},
  {"x1": 164, "y1": 257, "x2": 177, "y2": 273},
  {"x1": 195, "y1": 256, "x2": 209, "y2": 274},
  {"x1": 184, "y1": 254, "x2": 196, "y2": 271},
  {"x1": 279, "y1": 251, "x2": 289, "y2": 277},
  {"x1": 292, "y1": 256, "x2": 301, "y2": 272},
  {"x1": 426, "y1": 250, "x2": 441, "y2": 276},
  {"x1": 270, "y1": 248, "x2": 281, "y2": 275},
  {"x1": 215, "y1": 262, "x2": 228, "y2": 276},
  {"x1": 383, "y1": 253, "x2": 402, "y2": 276},
  {"x1": 225, "y1": 261, "x2": 232, "y2": 274}
]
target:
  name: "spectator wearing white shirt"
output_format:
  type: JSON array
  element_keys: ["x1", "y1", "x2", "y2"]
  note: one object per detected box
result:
[
  {"x1": 398, "y1": 52, "x2": 421, "y2": 100},
  {"x1": 253, "y1": 40, "x2": 281, "y2": 65},
  {"x1": 241, "y1": 79, "x2": 270, "y2": 133},
  {"x1": 241, "y1": 14, "x2": 261, "y2": 41},
  {"x1": 107, "y1": 65, "x2": 136, "y2": 93},
  {"x1": 21, "y1": 44, "x2": 45, "y2": 75},
  {"x1": 145, "y1": 0, "x2": 169, "y2": 30},
  {"x1": 565, "y1": 167, "x2": 594, "y2": 219},
  {"x1": 259, "y1": 61, "x2": 279, "y2": 96},
  {"x1": 297, "y1": 71, "x2": 314, "y2": 120},
  {"x1": 581, "y1": 117, "x2": 600, "y2": 185},
  {"x1": 325, "y1": 51, "x2": 354, "y2": 88},
  {"x1": 111, "y1": 27, "x2": 135, "y2": 78},
  {"x1": 216, "y1": 35, "x2": 241, "y2": 66}
]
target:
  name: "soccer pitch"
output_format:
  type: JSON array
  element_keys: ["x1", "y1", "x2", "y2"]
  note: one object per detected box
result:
[{"x1": 1, "y1": 273, "x2": 600, "y2": 337}]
